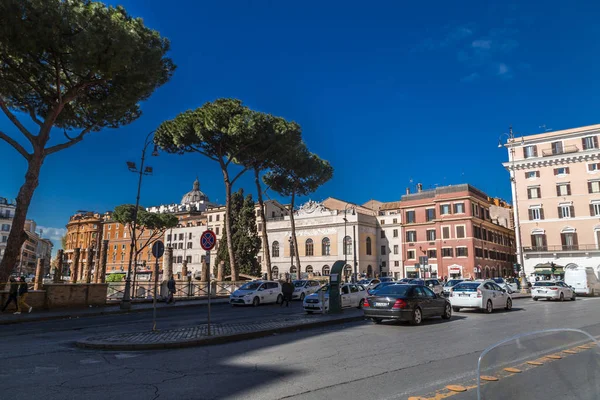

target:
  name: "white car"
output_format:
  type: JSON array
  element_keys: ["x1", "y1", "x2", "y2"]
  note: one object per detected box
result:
[
  {"x1": 492, "y1": 277, "x2": 514, "y2": 294},
  {"x1": 303, "y1": 283, "x2": 367, "y2": 313},
  {"x1": 292, "y1": 280, "x2": 322, "y2": 300},
  {"x1": 229, "y1": 281, "x2": 282, "y2": 306},
  {"x1": 357, "y1": 278, "x2": 381, "y2": 289},
  {"x1": 532, "y1": 281, "x2": 576, "y2": 301},
  {"x1": 449, "y1": 280, "x2": 513, "y2": 313}
]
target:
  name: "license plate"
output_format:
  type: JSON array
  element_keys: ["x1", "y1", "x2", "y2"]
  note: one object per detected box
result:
[
  {"x1": 539, "y1": 290, "x2": 546, "y2": 293},
  {"x1": 459, "y1": 293, "x2": 469, "y2": 297},
  {"x1": 375, "y1": 302, "x2": 388, "y2": 307},
  {"x1": 306, "y1": 306, "x2": 318, "y2": 309}
]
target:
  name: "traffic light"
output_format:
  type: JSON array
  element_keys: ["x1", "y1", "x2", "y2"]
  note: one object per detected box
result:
[
  {"x1": 551, "y1": 262, "x2": 556, "y2": 274},
  {"x1": 513, "y1": 263, "x2": 521, "y2": 273}
]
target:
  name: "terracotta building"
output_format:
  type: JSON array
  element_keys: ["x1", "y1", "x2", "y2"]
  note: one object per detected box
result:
[{"x1": 64, "y1": 211, "x2": 103, "y2": 279}]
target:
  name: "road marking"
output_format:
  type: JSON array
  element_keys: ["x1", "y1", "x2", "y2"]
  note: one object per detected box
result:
[
  {"x1": 446, "y1": 385, "x2": 467, "y2": 392},
  {"x1": 504, "y1": 367, "x2": 522, "y2": 373},
  {"x1": 480, "y1": 375, "x2": 499, "y2": 381},
  {"x1": 577, "y1": 345, "x2": 592, "y2": 349},
  {"x1": 526, "y1": 361, "x2": 544, "y2": 366},
  {"x1": 545, "y1": 354, "x2": 562, "y2": 359},
  {"x1": 563, "y1": 350, "x2": 578, "y2": 354}
]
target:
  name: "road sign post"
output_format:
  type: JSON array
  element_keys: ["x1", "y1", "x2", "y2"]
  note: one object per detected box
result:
[
  {"x1": 151, "y1": 240, "x2": 165, "y2": 331},
  {"x1": 200, "y1": 231, "x2": 217, "y2": 336}
]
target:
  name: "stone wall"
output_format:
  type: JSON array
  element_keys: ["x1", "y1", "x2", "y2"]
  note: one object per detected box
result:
[
  {"x1": 44, "y1": 284, "x2": 108, "y2": 308},
  {"x1": 0, "y1": 291, "x2": 46, "y2": 312}
]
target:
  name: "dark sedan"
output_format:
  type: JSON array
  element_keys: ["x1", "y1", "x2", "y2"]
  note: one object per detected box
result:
[
  {"x1": 367, "y1": 281, "x2": 397, "y2": 295},
  {"x1": 363, "y1": 284, "x2": 452, "y2": 325}
]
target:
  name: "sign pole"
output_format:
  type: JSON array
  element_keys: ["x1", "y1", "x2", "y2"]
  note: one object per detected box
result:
[
  {"x1": 200, "y1": 231, "x2": 216, "y2": 336},
  {"x1": 151, "y1": 240, "x2": 165, "y2": 332}
]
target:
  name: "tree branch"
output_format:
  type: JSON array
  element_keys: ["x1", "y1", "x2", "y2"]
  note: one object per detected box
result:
[
  {"x1": 0, "y1": 98, "x2": 35, "y2": 143},
  {"x1": 231, "y1": 166, "x2": 250, "y2": 185},
  {"x1": 0, "y1": 129, "x2": 31, "y2": 160},
  {"x1": 44, "y1": 125, "x2": 95, "y2": 156},
  {"x1": 24, "y1": 104, "x2": 43, "y2": 127}
]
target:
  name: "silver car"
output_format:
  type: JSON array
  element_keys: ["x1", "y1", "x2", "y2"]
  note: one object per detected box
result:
[
  {"x1": 292, "y1": 280, "x2": 321, "y2": 300},
  {"x1": 443, "y1": 279, "x2": 464, "y2": 297}
]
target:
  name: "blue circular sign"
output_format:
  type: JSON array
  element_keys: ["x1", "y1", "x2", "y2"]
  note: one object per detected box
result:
[
  {"x1": 151, "y1": 240, "x2": 165, "y2": 258},
  {"x1": 201, "y1": 230, "x2": 216, "y2": 251}
]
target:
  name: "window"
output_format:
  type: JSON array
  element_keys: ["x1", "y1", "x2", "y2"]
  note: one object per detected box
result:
[
  {"x1": 322, "y1": 265, "x2": 330, "y2": 275},
  {"x1": 393, "y1": 229, "x2": 398, "y2": 238},
  {"x1": 442, "y1": 226, "x2": 450, "y2": 239},
  {"x1": 561, "y1": 230, "x2": 578, "y2": 251},
  {"x1": 426, "y1": 208, "x2": 436, "y2": 221},
  {"x1": 115, "y1": 232, "x2": 119, "y2": 239},
  {"x1": 558, "y1": 204, "x2": 575, "y2": 219},
  {"x1": 440, "y1": 204, "x2": 451, "y2": 215},
  {"x1": 588, "y1": 163, "x2": 600, "y2": 172},
  {"x1": 405, "y1": 210, "x2": 415, "y2": 223},
  {"x1": 475, "y1": 247, "x2": 483, "y2": 257},
  {"x1": 167, "y1": 234, "x2": 171, "y2": 241},
  {"x1": 472, "y1": 203, "x2": 479, "y2": 216},
  {"x1": 178, "y1": 243, "x2": 183, "y2": 249},
  {"x1": 528, "y1": 207, "x2": 544, "y2": 220},
  {"x1": 590, "y1": 202, "x2": 600, "y2": 217},
  {"x1": 179, "y1": 233, "x2": 184, "y2": 241},
  {"x1": 305, "y1": 239, "x2": 314, "y2": 256},
  {"x1": 187, "y1": 242, "x2": 192, "y2": 249},
  {"x1": 588, "y1": 180, "x2": 600, "y2": 195},
  {"x1": 442, "y1": 248, "x2": 453, "y2": 257},
  {"x1": 456, "y1": 247, "x2": 468, "y2": 257},
  {"x1": 456, "y1": 226, "x2": 465, "y2": 239},
  {"x1": 583, "y1": 136, "x2": 598, "y2": 150},
  {"x1": 523, "y1": 145, "x2": 537, "y2": 158},
  {"x1": 531, "y1": 231, "x2": 547, "y2": 250},
  {"x1": 1, "y1": 235, "x2": 6, "y2": 243},
  {"x1": 484, "y1": 249, "x2": 489, "y2": 258},
  {"x1": 343, "y1": 236, "x2": 352, "y2": 255},
  {"x1": 551, "y1": 141, "x2": 563, "y2": 155},
  {"x1": 322, "y1": 237, "x2": 331, "y2": 256},
  {"x1": 188, "y1": 232, "x2": 192, "y2": 240},
  {"x1": 258, "y1": 223, "x2": 263, "y2": 232},
  {"x1": 427, "y1": 249, "x2": 437, "y2": 259},
  {"x1": 527, "y1": 187, "x2": 541, "y2": 199},
  {"x1": 407, "y1": 250, "x2": 415, "y2": 260},
  {"x1": 209, "y1": 216, "x2": 212, "y2": 222},
  {"x1": 394, "y1": 261, "x2": 400, "y2": 267},
  {"x1": 216, "y1": 215, "x2": 220, "y2": 221},
  {"x1": 453, "y1": 202, "x2": 465, "y2": 214},
  {"x1": 525, "y1": 171, "x2": 539, "y2": 179},
  {"x1": 380, "y1": 230, "x2": 386, "y2": 238},
  {"x1": 177, "y1": 256, "x2": 183, "y2": 263},
  {"x1": 392, "y1": 218, "x2": 398, "y2": 224},
  {"x1": 121, "y1": 244, "x2": 126, "y2": 250},
  {"x1": 406, "y1": 231, "x2": 416, "y2": 242},
  {"x1": 186, "y1": 255, "x2": 192, "y2": 263},
  {"x1": 393, "y1": 245, "x2": 399, "y2": 255},
  {"x1": 1, "y1": 224, "x2": 9, "y2": 231},
  {"x1": 215, "y1": 227, "x2": 220, "y2": 235},
  {"x1": 426, "y1": 229, "x2": 436, "y2": 241},
  {"x1": 381, "y1": 245, "x2": 386, "y2": 255},
  {"x1": 556, "y1": 183, "x2": 571, "y2": 197},
  {"x1": 553, "y1": 167, "x2": 569, "y2": 176},
  {"x1": 272, "y1": 241, "x2": 280, "y2": 257}
]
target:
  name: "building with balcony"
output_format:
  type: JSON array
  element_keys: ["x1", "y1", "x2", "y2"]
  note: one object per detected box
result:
[
  {"x1": 503, "y1": 124, "x2": 600, "y2": 277},
  {"x1": 0, "y1": 197, "x2": 16, "y2": 263},
  {"x1": 64, "y1": 211, "x2": 103, "y2": 277}
]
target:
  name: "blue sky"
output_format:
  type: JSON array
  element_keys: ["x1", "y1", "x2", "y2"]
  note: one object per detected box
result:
[{"x1": 1, "y1": 1, "x2": 599, "y2": 253}]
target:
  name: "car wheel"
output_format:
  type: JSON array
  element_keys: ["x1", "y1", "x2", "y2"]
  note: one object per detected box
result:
[
  {"x1": 485, "y1": 300, "x2": 493, "y2": 314},
  {"x1": 441, "y1": 303, "x2": 452, "y2": 319},
  {"x1": 505, "y1": 298, "x2": 512, "y2": 311},
  {"x1": 571, "y1": 293, "x2": 576, "y2": 301},
  {"x1": 276, "y1": 294, "x2": 283, "y2": 304},
  {"x1": 533, "y1": 297, "x2": 538, "y2": 301},
  {"x1": 300, "y1": 292, "x2": 305, "y2": 301},
  {"x1": 372, "y1": 318, "x2": 383, "y2": 324},
  {"x1": 452, "y1": 306, "x2": 461, "y2": 312},
  {"x1": 252, "y1": 297, "x2": 260, "y2": 307},
  {"x1": 306, "y1": 311, "x2": 313, "y2": 314},
  {"x1": 410, "y1": 308, "x2": 423, "y2": 325},
  {"x1": 559, "y1": 292, "x2": 564, "y2": 302}
]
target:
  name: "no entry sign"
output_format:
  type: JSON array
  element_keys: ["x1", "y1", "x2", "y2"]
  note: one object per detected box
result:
[{"x1": 200, "y1": 230, "x2": 217, "y2": 251}]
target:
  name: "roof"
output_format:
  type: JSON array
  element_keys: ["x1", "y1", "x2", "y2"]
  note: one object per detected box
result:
[
  {"x1": 181, "y1": 178, "x2": 209, "y2": 204},
  {"x1": 510, "y1": 123, "x2": 600, "y2": 143},
  {"x1": 322, "y1": 197, "x2": 377, "y2": 216}
]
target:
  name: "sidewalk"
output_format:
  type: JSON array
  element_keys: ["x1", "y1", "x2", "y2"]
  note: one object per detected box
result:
[
  {"x1": 0, "y1": 297, "x2": 230, "y2": 326},
  {"x1": 76, "y1": 309, "x2": 365, "y2": 350}
]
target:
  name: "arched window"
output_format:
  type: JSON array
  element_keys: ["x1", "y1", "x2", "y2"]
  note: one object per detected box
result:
[
  {"x1": 290, "y1": 265, "x2": 297, "y2": 273},
  {"x1": 561, "y1": 227, "x2": 578, "y2": 251},
  {"x1": 305, "y1": 239, "x2": 314, "y2": 256},
  {"x1": 367, "y1": 265, "x2": 373, "y2": 278},
  {"x1": 271, "y1": 266, "x2": 279, "y2": 278},
  {"x1": 530, "y1": 229, "x2": 547, "y2": 251},
  {"x1": 272, "y1": 241, "x2": 280, "y2": 258},
  {"x1": 322, "y1": 265, "x2": 330, "y2": 275},
  {"x1": 306, "y1": 265, "x2": 313, "y2": 274},
  {"x1": 344, "y1": 236, "x2": 352, "y2": 255},
  {"x1": 366, "y1": 237, "x2": 372, "y2": 255},
  {"x1": 322, "y1": 237, "x2": 331, "y2": 256}
]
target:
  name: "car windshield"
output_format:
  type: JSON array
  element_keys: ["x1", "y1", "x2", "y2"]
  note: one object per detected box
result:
[
  {"x1": 239, "y1": 282, "x2": 261, "y2": 291},
  {"x1": 410, "y1": 279, "x2": 424, "y2": 285},
  {"x1": 357, "y1": 279, "x2": 371, "y2": 285},
  {"x1": 293, "y1": 280, "x2": 307, "y2": 288},
  {"x1": 318, "y1": 285, "x2": 330, "y2": 292},
  {"x1": 376, "y1": 285, "x2": 412, "y2": 296},
  {"x1": 492, "y1": 278, "x2": 505, "y2": 283},
  {"x1": 444, "y1": 279, "x2": 462, "y2": 287},
  {"x1": 534, "y1": 282, "x2": 557, "y2": 287},
  {"x1": 453, "y1": 282, "x2": 480, "y2": 292},
  {"x1": 372, "y1": 282, "x2": 395, "y2": 291}
]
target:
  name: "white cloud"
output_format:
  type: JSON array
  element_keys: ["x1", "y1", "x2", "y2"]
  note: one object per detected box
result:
[
  {"x1": 472, "y1": 39, "x2": 492, "y2": 50},
  {"x1": 37, "y1": 226, "x2": 67, "y2": 242},
  {"x1": 461, "y1": 72, "x2": 480, "y2": 83},
  {"x1": 497, "y1": 63, "x2": 510, "y2": 76}
]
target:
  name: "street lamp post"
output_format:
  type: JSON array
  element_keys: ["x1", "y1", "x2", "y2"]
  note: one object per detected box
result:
[
  {"x1": 289, "y1": 236, "x2": 294, "y2": 280},
  {"x1": 343, "y1": 203, "x2": 356, "y2": 282},
  {"x1": 120, "y1": 131, "x2": 159, "y2": 310},
  {"x1": 499, "y1": 127, "x2": 529, "y2": 293}
]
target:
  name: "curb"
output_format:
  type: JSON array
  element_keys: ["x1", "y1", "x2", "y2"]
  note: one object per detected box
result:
[
  {"x1": 0, "y1": 299, "x2": 230, "y2": 326},
  {"x1": 76, "y1": 314, "x2": 366, "y2": 351}
]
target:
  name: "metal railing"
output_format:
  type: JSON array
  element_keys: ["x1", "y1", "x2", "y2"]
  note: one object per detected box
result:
[
  {"x1": 541, "y1": 144, "x2": 579, "y2": 157},
  {"x1": 106, "y1": 280, "x2": 247, "y2": 302},
  {"x1": 523, "y1": 244, "x2": 599, "y2": 252}
]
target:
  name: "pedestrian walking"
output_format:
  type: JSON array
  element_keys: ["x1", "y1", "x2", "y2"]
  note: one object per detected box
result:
[
  {"x1": 281, "y1": 279, "x2": 294, "y2": 307},
  {"x1": 15, "y1": 276, "x2": 32, "y2": 314},
  {"x1": 167, "y1": 275, "x2": 176, "y2": 304},
  {"x1": 1, "y1": 277, "x2": 19, "y2": 313}
]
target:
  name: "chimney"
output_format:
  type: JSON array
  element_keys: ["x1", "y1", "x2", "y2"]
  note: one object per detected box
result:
[
  {"x1": 417, "y1": 183, "x2": 423, "y2": 192},
  {"x1": 405, "y1": 187, "x2": 410, "y2": 195}
]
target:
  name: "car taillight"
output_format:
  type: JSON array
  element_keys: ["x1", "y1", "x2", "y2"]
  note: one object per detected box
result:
[
  {"x1": 392, "y1": 299, "x2": 407, "y2": 309},
  {"x1": 549, "y1": 287, "x2": 558, "y2": 290},
  {"x1": 477, "y1": 289, "x2": 482, "y2": 298},
  {"x1": 363, "y1": 298, "x2": 370, "y2": 308},
  {"x1": 449, "y1": 289, "x2": 454, "y2": 297}
]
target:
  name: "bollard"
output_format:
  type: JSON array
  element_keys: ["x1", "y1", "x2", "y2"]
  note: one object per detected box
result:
[
  {"x1": 53, "y1": 250, "x2": 63, "y2": 283},
  {"x1": 34, "y1": 258, "x2": 44, "y2": 290},
  {"x1": 71, "y1": 248, "x2": 80, "y2": 283}
]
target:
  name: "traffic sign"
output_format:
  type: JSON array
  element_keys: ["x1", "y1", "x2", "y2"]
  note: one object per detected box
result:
[
  {"x1": 419, "y1": 256, "x2": 428, "y2": 266},
  {"x1": 151, "y1": 240, "x2": 165, "y2": 258},
  {"x1": 200, "y1": 230, "x2": 217, "y2": 251}
]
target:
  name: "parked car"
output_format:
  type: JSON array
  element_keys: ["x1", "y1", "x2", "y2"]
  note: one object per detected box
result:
[
  {"x1": 367, "y1": 281, "x2": 397, "y2": 295},
  {"x1": 442, "y1": 279, "x2": 464, "y2": 297},
  {"x1": 532, "y1": 281, "x2": 576, "y2": 301},
  {"x1": 229, "y1": 281, "x2": 282, "y2": 306},
  {"x1": 409, "y1": 279, "x2": 443, "y2": 296},
  {"x1": 303, "y1": 283, "x2": 367, "y2": 313},
  {"x1": 363, "y1": 284, "x2": 452, "y2": 325},
  {"x1": 505, "y1": 277, "x2": 521, "y2": 292},
  {"x1": 492, "y1": 277, "x2": 514, "y2": 294},
  {"x1": 564, "y1": 266, "x2": 600, "y2": 296},
  {"x1": 357, "y1": 278, "x2": 381, "y2": 289},
  {"x1": 379, "y1": 277, "x2": 396, "y2": 283},
  {"x1": 292, "y1": 280, "x2": 321, "y2": 300},
  {"x1": 397, "y1": 278, "x2": 412, "y2": 284},
  {"x1": 449, "y1": 280, "x2": 512, "y2": 313}
]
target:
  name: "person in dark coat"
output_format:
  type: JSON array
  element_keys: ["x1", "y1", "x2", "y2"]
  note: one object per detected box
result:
[
  {"x1": 16, "y1": 276, "x2": 32, "y2": 314},
  {"x1": 167, "y1": 275, "x2": 176, "y2": 304},
  {"x1": 281, "y1": 279, "x2": 294, "y2": 307},
  {"x1": 1, "y1": 277, "x2": 19, "y2": 312}
]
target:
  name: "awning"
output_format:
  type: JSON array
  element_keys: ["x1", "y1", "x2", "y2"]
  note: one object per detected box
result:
[
  {"x1": 534, "y1": 262, "x2": 564, "y2": 269},
  {"x1": 535, "y1": 269, "x2": 564, "y2": 275}
]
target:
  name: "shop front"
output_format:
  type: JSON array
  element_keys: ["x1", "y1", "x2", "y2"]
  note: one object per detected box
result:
[{"x1": 448, "y1": 264, "x2": 463, "y2": 279}]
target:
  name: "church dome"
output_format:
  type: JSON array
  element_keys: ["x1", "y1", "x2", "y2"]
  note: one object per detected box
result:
[{"x1": 181, "y1": 178, "x2": 209, "y2": 204}]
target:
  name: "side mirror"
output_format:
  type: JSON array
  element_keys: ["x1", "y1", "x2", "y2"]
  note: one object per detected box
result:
[
  {"x1": 501, "y1": 289, "x2": 506, "y2": 293},
  {"x1": 257, "y1": 287, "x2": 264, "y2": 292}
]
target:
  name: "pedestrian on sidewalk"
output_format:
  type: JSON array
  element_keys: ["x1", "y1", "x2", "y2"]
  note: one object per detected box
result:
[
  {"x1": 281, "y1": 278, "x2": 294, "y2": 307},
  {"x1": 167, "y1": 275, "x2": 176, "y2": 304},
  {"x1": 1, "y1": 277, "x2": 19, "y2": 313},
  {"x1": 15, "y1": 276, "x2": 32, "y2": 315}
]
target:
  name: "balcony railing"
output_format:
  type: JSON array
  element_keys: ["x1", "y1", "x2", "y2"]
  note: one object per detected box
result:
[
  {"x1": 523, "y1": 244, "x2": 598, "y2": 252},
  {"x1": 541, "y1": 145, "x2": 579, "y2": 157}
]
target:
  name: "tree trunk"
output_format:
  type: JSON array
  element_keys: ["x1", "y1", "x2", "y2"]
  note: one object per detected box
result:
[
  {"x1": 254, "y1": 167, "x2": 272, "y2": 280},
  {"x1": 221, "y1": 168, "x2": 237, "y2": 281},
  {"x1": 0, "y1": 153, "x2": 44, "y2": 282},
  {"x1": 289, "y1": 190, "x2": 302, "y2": 275}
]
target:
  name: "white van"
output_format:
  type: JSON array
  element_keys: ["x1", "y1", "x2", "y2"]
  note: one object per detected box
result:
[{"x1": 564, "y1": 266, "x2": 600, "y2": 296}]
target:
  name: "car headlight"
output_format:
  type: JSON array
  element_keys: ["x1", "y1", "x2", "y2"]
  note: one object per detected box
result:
[{"x1": 244, "y1": 292, "x2": 254, "y2": 297}]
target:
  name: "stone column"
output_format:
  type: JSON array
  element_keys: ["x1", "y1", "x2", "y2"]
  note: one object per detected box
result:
[
  {"x1": 181, "y1": 260, "x2": 188, "y2": 280},
  {"x1": 99, "y1": 240, "x2": 108, "y2": 283},
  {"x1": 53, "y1": 249, "x2": 63, "y2": 283},
  {"x1": 217, "y1": 261, "x2": 224, "y2": 282},
  {"x1": 163, "y1": 246, "x2": 173, "y2": 280},
  {"x1": 34, "y1": 258, "x2": 44, "y2": 290},
  {"x1": 84, "y1": 246, "x2": 93, "y2": 283},
  {"x1": 71, "y1": 248, "x2": 80, "y2": 283},
  {"x1": 201, "y1": 261, "x2": 209, "y2": 282},
  {"x1": 77, "y1": 249, "x2": 85, "y2": 283}
]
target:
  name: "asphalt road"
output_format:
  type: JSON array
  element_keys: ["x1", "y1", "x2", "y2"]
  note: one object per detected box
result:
[{"x1": 2, "y1": 297, "x2": 600, "y2": 400}]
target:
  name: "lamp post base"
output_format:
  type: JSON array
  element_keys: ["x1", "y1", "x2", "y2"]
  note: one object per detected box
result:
[{"x1": 120, "y1": 299, "x2": 132, "y2": 310}]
